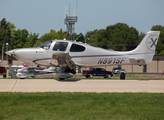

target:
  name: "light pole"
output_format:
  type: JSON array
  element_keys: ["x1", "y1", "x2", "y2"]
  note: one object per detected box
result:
[
  {"x1": 11, "y1": 32, "x2": 13, "y2": 50},
  {"x1": 1, "y1": 43, "x2": 4, "y2": 65},
  {"x1": 9, "y1": 32, "x2": 14, "y2": 77},
  {"x1": 85, "y1": 38, "x2": 89, "y2": 44},
  {"x1": 6, "y1": 43, "x2": 8, "y2": 62}
]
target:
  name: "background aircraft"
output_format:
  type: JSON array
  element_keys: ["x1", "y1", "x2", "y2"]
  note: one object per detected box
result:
[
  {"x1": 6, "y1": 31, "x2": 160, "y2": 80},
  {"x1": 15, "y1": 66, "x2": 56, "y2": 79}
]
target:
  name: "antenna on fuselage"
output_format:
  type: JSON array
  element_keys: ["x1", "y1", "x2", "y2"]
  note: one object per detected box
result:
[{"x1": 74, "y1": 33, "x2": 82, "y2": 42}]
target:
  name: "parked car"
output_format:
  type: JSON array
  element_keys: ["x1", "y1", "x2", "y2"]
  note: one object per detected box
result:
[
  {"x1": 117, "y1": 69, "x2": 126, "y2": 75},
  {"x1": 112, "y1": 67, "x2": 121, "y2": 74},
  {"x1": 83, "y1": 68, "x2": 113, "y2": 78}
]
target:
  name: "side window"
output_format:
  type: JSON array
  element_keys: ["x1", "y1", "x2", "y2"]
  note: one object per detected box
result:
[
  {"x1": 53, "y1": 42, "x2": 68, "y2": 51},
  {"x1": 70, "y1": 44, "x2": 85, "y2": 52},
  {"x1": 92, "y1": 68, "x2": 96, "y2": 71},
  {"x1": 97, "y1": 68, "x2": 101, "y2": 72},
  {"x1": 101, "y1": 68, "x2": 106, "y2": 71}
]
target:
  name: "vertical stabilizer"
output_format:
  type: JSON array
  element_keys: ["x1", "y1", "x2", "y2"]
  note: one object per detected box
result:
[{"x1": 130, "y1": 31, "x2": 160, "y2": 64}]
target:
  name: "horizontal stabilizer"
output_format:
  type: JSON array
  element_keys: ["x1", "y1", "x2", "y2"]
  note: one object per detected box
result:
[{"x1": 129, "y1": 57, "x2": 144, "y2": 61}]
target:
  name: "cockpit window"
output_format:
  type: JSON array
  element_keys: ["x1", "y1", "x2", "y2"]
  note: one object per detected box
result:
[
  {"x1": 53, "y1": 42, "x2": 68, "y2": 51},
  {"x1": 70, "y1": 44, "x2": 85, "y2": 52},
  {"x1": 38, "y1": 40, "x2": 52, "y2": 50}
]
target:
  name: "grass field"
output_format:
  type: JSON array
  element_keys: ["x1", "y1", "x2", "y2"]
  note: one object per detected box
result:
[{"x1": 0, "y1": 92, "x2": 164, "y2": 120}]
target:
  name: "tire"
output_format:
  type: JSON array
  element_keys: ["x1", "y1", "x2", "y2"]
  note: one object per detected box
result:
[
  {"x1": 107, "y1": 74, "x2": 111, "y2": 78},
  {"x1": 85, "y1": 75, "x2": 89, "y2": 78},
  {"x1": 59, "y1": 78, "x2": 65, "y2": 80},
  {"x1": 89, "y1": 74, "x2": 93, "y2": 78},
  {"x1": 104, "y1": 76, "x2": 107, "y2": 78}
]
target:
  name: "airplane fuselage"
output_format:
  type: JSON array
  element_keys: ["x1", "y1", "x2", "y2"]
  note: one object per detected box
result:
[
  {"x1": 8, "y1": 39, "x2": 155, "y2": 67},
  {"x1": 5, "y1": 31, "x2": 160, "y2": 79}
]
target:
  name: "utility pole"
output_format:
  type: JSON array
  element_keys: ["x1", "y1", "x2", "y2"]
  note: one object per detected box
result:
[
  {"x1": 1, "y1": 43, "x2": 4, "y2": 65},
  {"x1": 8, "y1": 32, "x2": 14, "y2": 76},
  {"x1": 6, "y1": 43, "x2": 8, "y2": 61}
]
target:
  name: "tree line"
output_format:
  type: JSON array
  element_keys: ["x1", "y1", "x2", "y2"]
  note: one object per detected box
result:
[{"x1": 0, "y1": 18, "x2": 164, "y2": 56}]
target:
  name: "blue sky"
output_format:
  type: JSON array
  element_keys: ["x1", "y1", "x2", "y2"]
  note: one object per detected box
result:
[{"x1": 0, "y1": 0, "x2": 164, "y2": 37}]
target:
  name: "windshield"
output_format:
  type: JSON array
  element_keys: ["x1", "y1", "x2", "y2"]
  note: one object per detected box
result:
[{"x1": 38, "y1": 40, "x2": 52, "y2": 50}]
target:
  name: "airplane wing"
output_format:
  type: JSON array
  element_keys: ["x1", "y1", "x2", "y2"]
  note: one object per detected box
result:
[
  {"x1": 16, "y1": 66, "x2": 34, "y2": 78},
  {"x1": 50, "y1": 52, "x2": 76, "y2": 70},
  {"x1": 17, "y1": 66, "x2": 29, "y2": 72}
]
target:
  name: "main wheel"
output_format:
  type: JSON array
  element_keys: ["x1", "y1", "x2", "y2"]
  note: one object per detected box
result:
[{"x1": 59, "y1": 78, "x2": 65, "y2": 80}]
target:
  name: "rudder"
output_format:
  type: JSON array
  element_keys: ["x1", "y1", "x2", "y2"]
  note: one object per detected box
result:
[{"x1": 132, "y1": 31, "x2": 160, "y2": 64}]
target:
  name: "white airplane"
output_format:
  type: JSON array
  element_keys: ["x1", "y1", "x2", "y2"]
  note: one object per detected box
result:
[
  {"x1": 6, "y1": 31, "x2": 160, "y2": 80},
  {"x1": 15, "y1": 66, "x2": 56, "y2": 79}
]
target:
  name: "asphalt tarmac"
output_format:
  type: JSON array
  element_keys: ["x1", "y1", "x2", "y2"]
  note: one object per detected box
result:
[{"x1": 0, "y1": 79, "x2": 164, "y2": 93}]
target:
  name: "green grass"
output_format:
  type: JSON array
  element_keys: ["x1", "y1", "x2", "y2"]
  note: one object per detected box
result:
[{"x1": 0, "y1": 92, "x2": 164, "y2": 120}]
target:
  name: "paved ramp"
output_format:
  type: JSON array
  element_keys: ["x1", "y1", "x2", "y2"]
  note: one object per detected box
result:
[{"x1": 0, "y1": 79, "x2": 164, "y2": 93}]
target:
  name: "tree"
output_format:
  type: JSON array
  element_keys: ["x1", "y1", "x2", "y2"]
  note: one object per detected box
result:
[
  {"x1": 24, "y1": 33, "x2": 39, "y2": 48},
  {"x1": 85, "y1": 23, "x2": 139, "y2": 51},
  {"x1": 85, "y1": 29, "x2": 100, "y2": 46},
  {"x1": 8, "y1": 22, "x2": 16, "y2": 35},
  {"x1": 13, "y1": 29, "x2": 29, "y2": 48},
  {"x1": 34, "y1": 29, "x2": 67, "y2": 47},
  {"x1": 0, "y1": 18, "x2": 11, "y2": 43},
  {"x1": 0, "y1": 18, "x2": 12, "y2": 55},
  {"x1": 106, "y1": 23, "x2": 139, "y2": 51},
  {"x1": 139, "y1": 32, "x2": 145, "y2": 41},
  {"x1": 12, "y1": 29, "x2": 39, "y2": 48}
]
